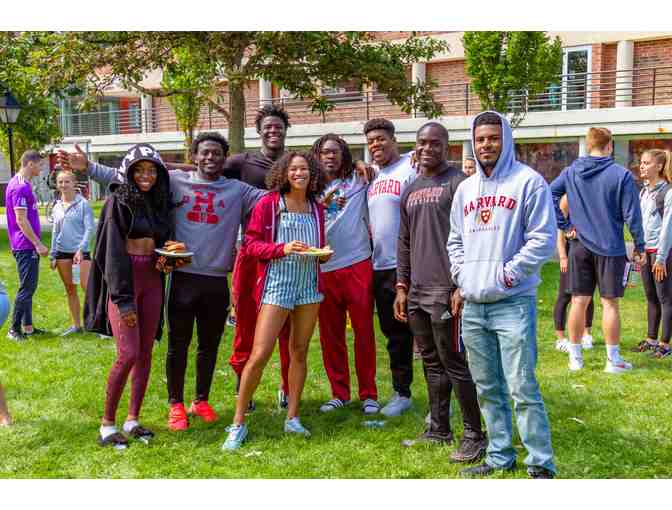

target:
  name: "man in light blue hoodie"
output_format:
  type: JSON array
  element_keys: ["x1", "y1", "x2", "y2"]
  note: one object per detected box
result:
[
  {"x1": 447, "y1": 111, "x2": 556, "y2": 478},
  {"x1": 550, "y1": 127, "x2": 645, "y2": 374}
]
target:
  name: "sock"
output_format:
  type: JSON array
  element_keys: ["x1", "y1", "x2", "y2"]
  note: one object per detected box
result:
[
  {"x1": 647, "y1": 338, "x2": 659, "y2": 346},
  {"x1": 123, "y1": 420, "x2": 139, "y2": 434},
  {"x1": 582, "y1": 334, "x2": 593, "y2": 342},
  {"x1": 100, "y1": 425, "x2": 118, "y2": 440},
  {"x1": 606, "y1": 344, "x2": 621, "y2": 363},
  {"x1": 569, "y1": 343, "x2": 583, "y2": 359},
  {"x1": 557, "y1": 338, "x2": 568, "y2": 344}
]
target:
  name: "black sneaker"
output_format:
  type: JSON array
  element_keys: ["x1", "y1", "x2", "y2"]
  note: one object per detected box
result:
[
  {"x1": 653, "y1": 345, "x2": 671, "y2": 359},
  {"x1": 460, "y1": 461, "x2": 516, "y2": 478},
  {"x1": 25, "y1": 328, "x2": 48, "y2": 336},
  {"x1": 401, "y1": 431, "x2": 453, "y2": 448},
  {"x1": 246, "y1": 399, "x2": 256, "y2": 414},
  {"x1": 450, "y1": 435, "x2": 488, "y2": 463},
  {"x1": 631, "y1": 340, "x2": 657, "y2": 353},
  {"x1": 277, "y1": 389, "x2": 288, "y2": 410},
  {"x1": 127, "y1": 425, "x2": 155, "y2": 444},
  {"x1": 98, "y1": 431, "x2": 129, "y2": 449},
  {"x1": 528, "y1": 466, "x2": 555, "y2": 479},
  {"x1": 7, "y1": 329, "x2": 27, "y2": 342}
]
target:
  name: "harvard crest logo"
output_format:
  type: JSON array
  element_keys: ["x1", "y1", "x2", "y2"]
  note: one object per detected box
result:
[{"x1": 480, "y1": 209, "x2": 492, "y2": 224}]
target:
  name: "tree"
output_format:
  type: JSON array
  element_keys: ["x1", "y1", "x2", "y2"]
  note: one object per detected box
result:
[
  {"x1": 161, "y1": 47, "x2": 211, "y2": 161},
  {"x1": 25, "y1": 32, "x2": 449, "y2": 154},
  {"x1": 463, "y1": 31, "x2": 563, "y2": 127},
  {"x1": 0, "y1": 33, "x2": 64, "y2": 167}
]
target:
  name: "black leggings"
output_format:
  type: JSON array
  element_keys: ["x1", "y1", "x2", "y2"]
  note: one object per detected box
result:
[
  {"x1": 166, "y1": 271, "x2": 230, "y2": 404},
  {"x1": 373, "y1": 269, "x2": 413, "y2": 398},
  {"x1": 553, "y1": 266, "x2": 594, "y2": 331},
  {"x1": 641, "y1": 252, "x2": 672, "y2": 343}
]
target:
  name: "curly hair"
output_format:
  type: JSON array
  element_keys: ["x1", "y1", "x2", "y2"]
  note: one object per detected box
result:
[
  {"x1": 265, "y1": 151, "x2": 325, "y2": 201},
  {"x1": 191, "y1": 131, "x2": 230, "y2": 156},
  {"x1": 114, "y1": 162, "x2": 172, "y2": 231},
  {"x1": 363, "y1": 118, "x2": 395, "y2": 137},
  {"x1": 309, "y1": 133, "x2": 354, "y2": 180},
  {"x1": 255, "y1": 104, "x2": 291, "y2": 133}
]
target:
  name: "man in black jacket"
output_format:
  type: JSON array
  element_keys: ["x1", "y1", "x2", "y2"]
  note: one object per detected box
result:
[{"x1": 394, "y1": 122, "x2": 486, "y2": 462}]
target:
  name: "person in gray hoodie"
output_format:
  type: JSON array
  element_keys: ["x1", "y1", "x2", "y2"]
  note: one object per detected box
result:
[{"x1": 447, "y1": 111, "x2": 556, "y2": 478}]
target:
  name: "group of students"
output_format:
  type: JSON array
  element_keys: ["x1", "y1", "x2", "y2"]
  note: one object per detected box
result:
[{"x1": 3, "y1": 104, "x2": 670, "y2": 479}]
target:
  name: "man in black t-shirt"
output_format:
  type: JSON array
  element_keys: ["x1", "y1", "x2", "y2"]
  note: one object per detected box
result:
[
  {"x1": 394, "y1": 122, "x2": 486, "y2": 462},
  {"x1": 227, "y1": 105, "x2": 292, "y2": 410}
]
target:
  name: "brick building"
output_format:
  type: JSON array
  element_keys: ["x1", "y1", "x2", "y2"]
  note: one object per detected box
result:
[{"x1": 4, "y1": 31, "x2": 671, "y2": 198}]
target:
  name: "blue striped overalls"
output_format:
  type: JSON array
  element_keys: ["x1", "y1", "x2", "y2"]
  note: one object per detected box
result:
[{"x1": 261, "y1": 197, "x2": 324, "y2": 310}]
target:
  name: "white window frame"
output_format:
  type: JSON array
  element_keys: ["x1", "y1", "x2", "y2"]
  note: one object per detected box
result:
[{"x1": 562, "y1": 45, "x2": 593, "y2": 111}]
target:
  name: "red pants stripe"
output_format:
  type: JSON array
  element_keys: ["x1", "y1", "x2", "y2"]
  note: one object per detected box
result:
[
  {"x1": 230, "y1": 247, "x2": 290, "y2": 394},
  {"x1": 318, "y1": 259, "x2": 377, "y2": 401}
]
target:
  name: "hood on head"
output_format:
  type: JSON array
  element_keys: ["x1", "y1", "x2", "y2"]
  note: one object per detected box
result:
[
  {"x1": 470, "y1": 110, "x2": 515, "y2": 179},
  {"x1": 570, "y1": 155, "x2": 614, "y2": 179},
  {"x1": 112, "y1": 143, "x2": 169, "y2": 190}
]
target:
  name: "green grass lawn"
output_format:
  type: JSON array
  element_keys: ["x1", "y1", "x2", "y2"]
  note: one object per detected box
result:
[{"x1": 0, "y1": 232, "x2": 670, "y2": 479}]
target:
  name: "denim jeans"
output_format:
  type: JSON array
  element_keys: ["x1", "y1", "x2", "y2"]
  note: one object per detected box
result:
[
  {"x1": 462, "y1": 295, "x2": 556, "y2": 474},
  {"x1": 11, "y1": 249, "x2": 40, "y2": 332}
]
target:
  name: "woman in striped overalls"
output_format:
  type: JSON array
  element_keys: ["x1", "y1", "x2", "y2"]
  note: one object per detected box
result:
[{"x1": 223, "y1": 152, "x2": 330, "y2": 450}]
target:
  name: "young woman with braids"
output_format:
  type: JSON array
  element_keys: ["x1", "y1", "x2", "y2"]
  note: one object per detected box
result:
[
  {"x1": 223, "y1": 152, "x2": 330, "y2": 450},
  {"x1": 634, "y1": 149, "x2": 672, "y2": 359},
  {"x1": 85, "y1": 144, "x2": 173, "y2": 448},
  {"x1": 309, "y1": 134, "x2": 380, "y2": 415}
]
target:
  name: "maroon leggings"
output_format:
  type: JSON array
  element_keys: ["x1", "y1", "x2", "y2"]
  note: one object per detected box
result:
[{"x1": 103, "y1": 255, "x2": 162, "y2": 423}]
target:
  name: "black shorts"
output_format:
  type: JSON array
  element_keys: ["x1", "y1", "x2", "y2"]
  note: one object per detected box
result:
[
  {"x1": 54, "y1": 251, "x2": 91, "y2": 261},
  {"x1": 568, "y1": 240, "x2": 628, "y2": 299}
]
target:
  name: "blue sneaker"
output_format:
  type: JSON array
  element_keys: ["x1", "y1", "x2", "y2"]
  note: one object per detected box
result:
[
  {"x1": 222, "y1": 423, "x2": 248, "y2": 451},
  {"x1": 284, "y1": 417, "x2": 311, "y2": 437}
]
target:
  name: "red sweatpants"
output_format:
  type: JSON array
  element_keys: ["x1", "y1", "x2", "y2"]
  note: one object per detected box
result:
[
  {"x1": 318, "y1": 259, "x2": 377, "y2": 402},
  {"x1": 230, "y1": 247, "x2": 290, "y2": 394}
]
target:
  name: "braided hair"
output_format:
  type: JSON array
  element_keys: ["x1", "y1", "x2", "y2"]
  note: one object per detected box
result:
[{"x1": 309, "y1": 133, "x2": 354, "y2": 180}]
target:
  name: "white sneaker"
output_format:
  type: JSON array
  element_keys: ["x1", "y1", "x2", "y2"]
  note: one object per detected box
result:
[
  {"x1": 380, "y1": 392, "x2": 412, "y2": 417},
  {"x1": 568, "y1": 356, "x2": 584, "y2": 371},
  {"x1": 555, "y1": 339, "x2": 570, "y2": 353},
  {"x1": 604, "y1": 358, "x2": 633, "y2": 374},
  {"x1": 582, "y1": 335, "x2": 594, "y2": 350}
]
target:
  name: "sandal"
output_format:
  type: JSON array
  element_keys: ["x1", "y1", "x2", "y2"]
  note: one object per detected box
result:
[
  {"x1": 319, "y1": 398, "x2": 350, "y2": 413},
  {"x1": 128, "y1": 425, "x2": 155, "y2": 444},
  {"x1": 98, "y1": 431, "x2": 129, "y2": 449}
]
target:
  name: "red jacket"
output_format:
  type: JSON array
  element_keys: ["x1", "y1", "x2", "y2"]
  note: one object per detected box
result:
[{"x1": 243, "y1": 191, "x2": 326, "y2": 309}]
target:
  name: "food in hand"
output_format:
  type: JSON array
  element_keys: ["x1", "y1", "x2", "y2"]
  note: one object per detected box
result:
[{"x1": 163, "y1": 241, "x2": 187, "y2": 253}]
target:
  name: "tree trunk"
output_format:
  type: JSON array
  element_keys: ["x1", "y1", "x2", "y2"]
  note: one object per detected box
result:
[
  {"x1": 183, "y1": 127, "x2": 194, "y2": 163},
  {"x1": 228, "y1": 81, "x2": 246, "y2": 155}
]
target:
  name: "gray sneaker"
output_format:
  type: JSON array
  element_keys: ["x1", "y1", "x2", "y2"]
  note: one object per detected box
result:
[{"x1": 381, "y1": 392, "x2": 412, "y2": 417}]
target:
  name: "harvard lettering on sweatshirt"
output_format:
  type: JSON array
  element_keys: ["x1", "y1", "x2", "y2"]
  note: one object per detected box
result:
[{"x1": 447, "y1": 111, "x2": 556, "y2": 303}]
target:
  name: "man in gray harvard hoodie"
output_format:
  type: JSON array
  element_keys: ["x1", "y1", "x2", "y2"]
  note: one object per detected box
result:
[{"x1": 447, "y1": 111, "x2": 556, "y2": 478}]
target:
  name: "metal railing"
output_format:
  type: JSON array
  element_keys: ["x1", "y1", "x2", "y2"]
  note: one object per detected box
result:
[{"x1": 58, "y1": 65, "x2": 672, "y2": 138}]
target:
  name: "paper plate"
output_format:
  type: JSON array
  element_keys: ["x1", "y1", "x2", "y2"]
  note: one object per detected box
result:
[
  {"x1": 155, "y1": 249, "x2": 194, "y2": 258},
  {"x1": 297, "y1": 248, "x2": 334, "y2": 257}
]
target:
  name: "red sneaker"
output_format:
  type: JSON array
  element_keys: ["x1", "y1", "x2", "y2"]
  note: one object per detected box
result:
[
  {"x1": 189, "y1": 400, "x2": 219, "y2": 423},
  {"x1": 168, "y1": 403, "x2": 189, "y2": 431}
]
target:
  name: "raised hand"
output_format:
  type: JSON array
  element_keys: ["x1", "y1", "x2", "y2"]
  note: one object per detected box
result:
[{"x1": 56, "y1": 144, "x2": 89, "y2": 173}]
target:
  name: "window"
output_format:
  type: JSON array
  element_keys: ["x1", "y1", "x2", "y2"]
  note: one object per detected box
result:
[{"x1": 515, "y1": 141, "x2": 580, "y2": 182}]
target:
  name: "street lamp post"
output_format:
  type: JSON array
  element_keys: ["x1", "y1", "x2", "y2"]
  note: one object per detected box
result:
[{"x1": 0, "y1": 87, "x2": 22, "y2": 176}]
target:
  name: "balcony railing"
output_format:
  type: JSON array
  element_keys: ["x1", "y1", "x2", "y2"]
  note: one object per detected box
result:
[{"x1": 59, "y1": 65, "x2": 672, "y2": 138}]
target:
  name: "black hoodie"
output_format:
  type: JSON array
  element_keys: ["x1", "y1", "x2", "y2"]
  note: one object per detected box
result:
[{"x1": 84, "y1": 144, "x2": 171, "y2": 338}]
